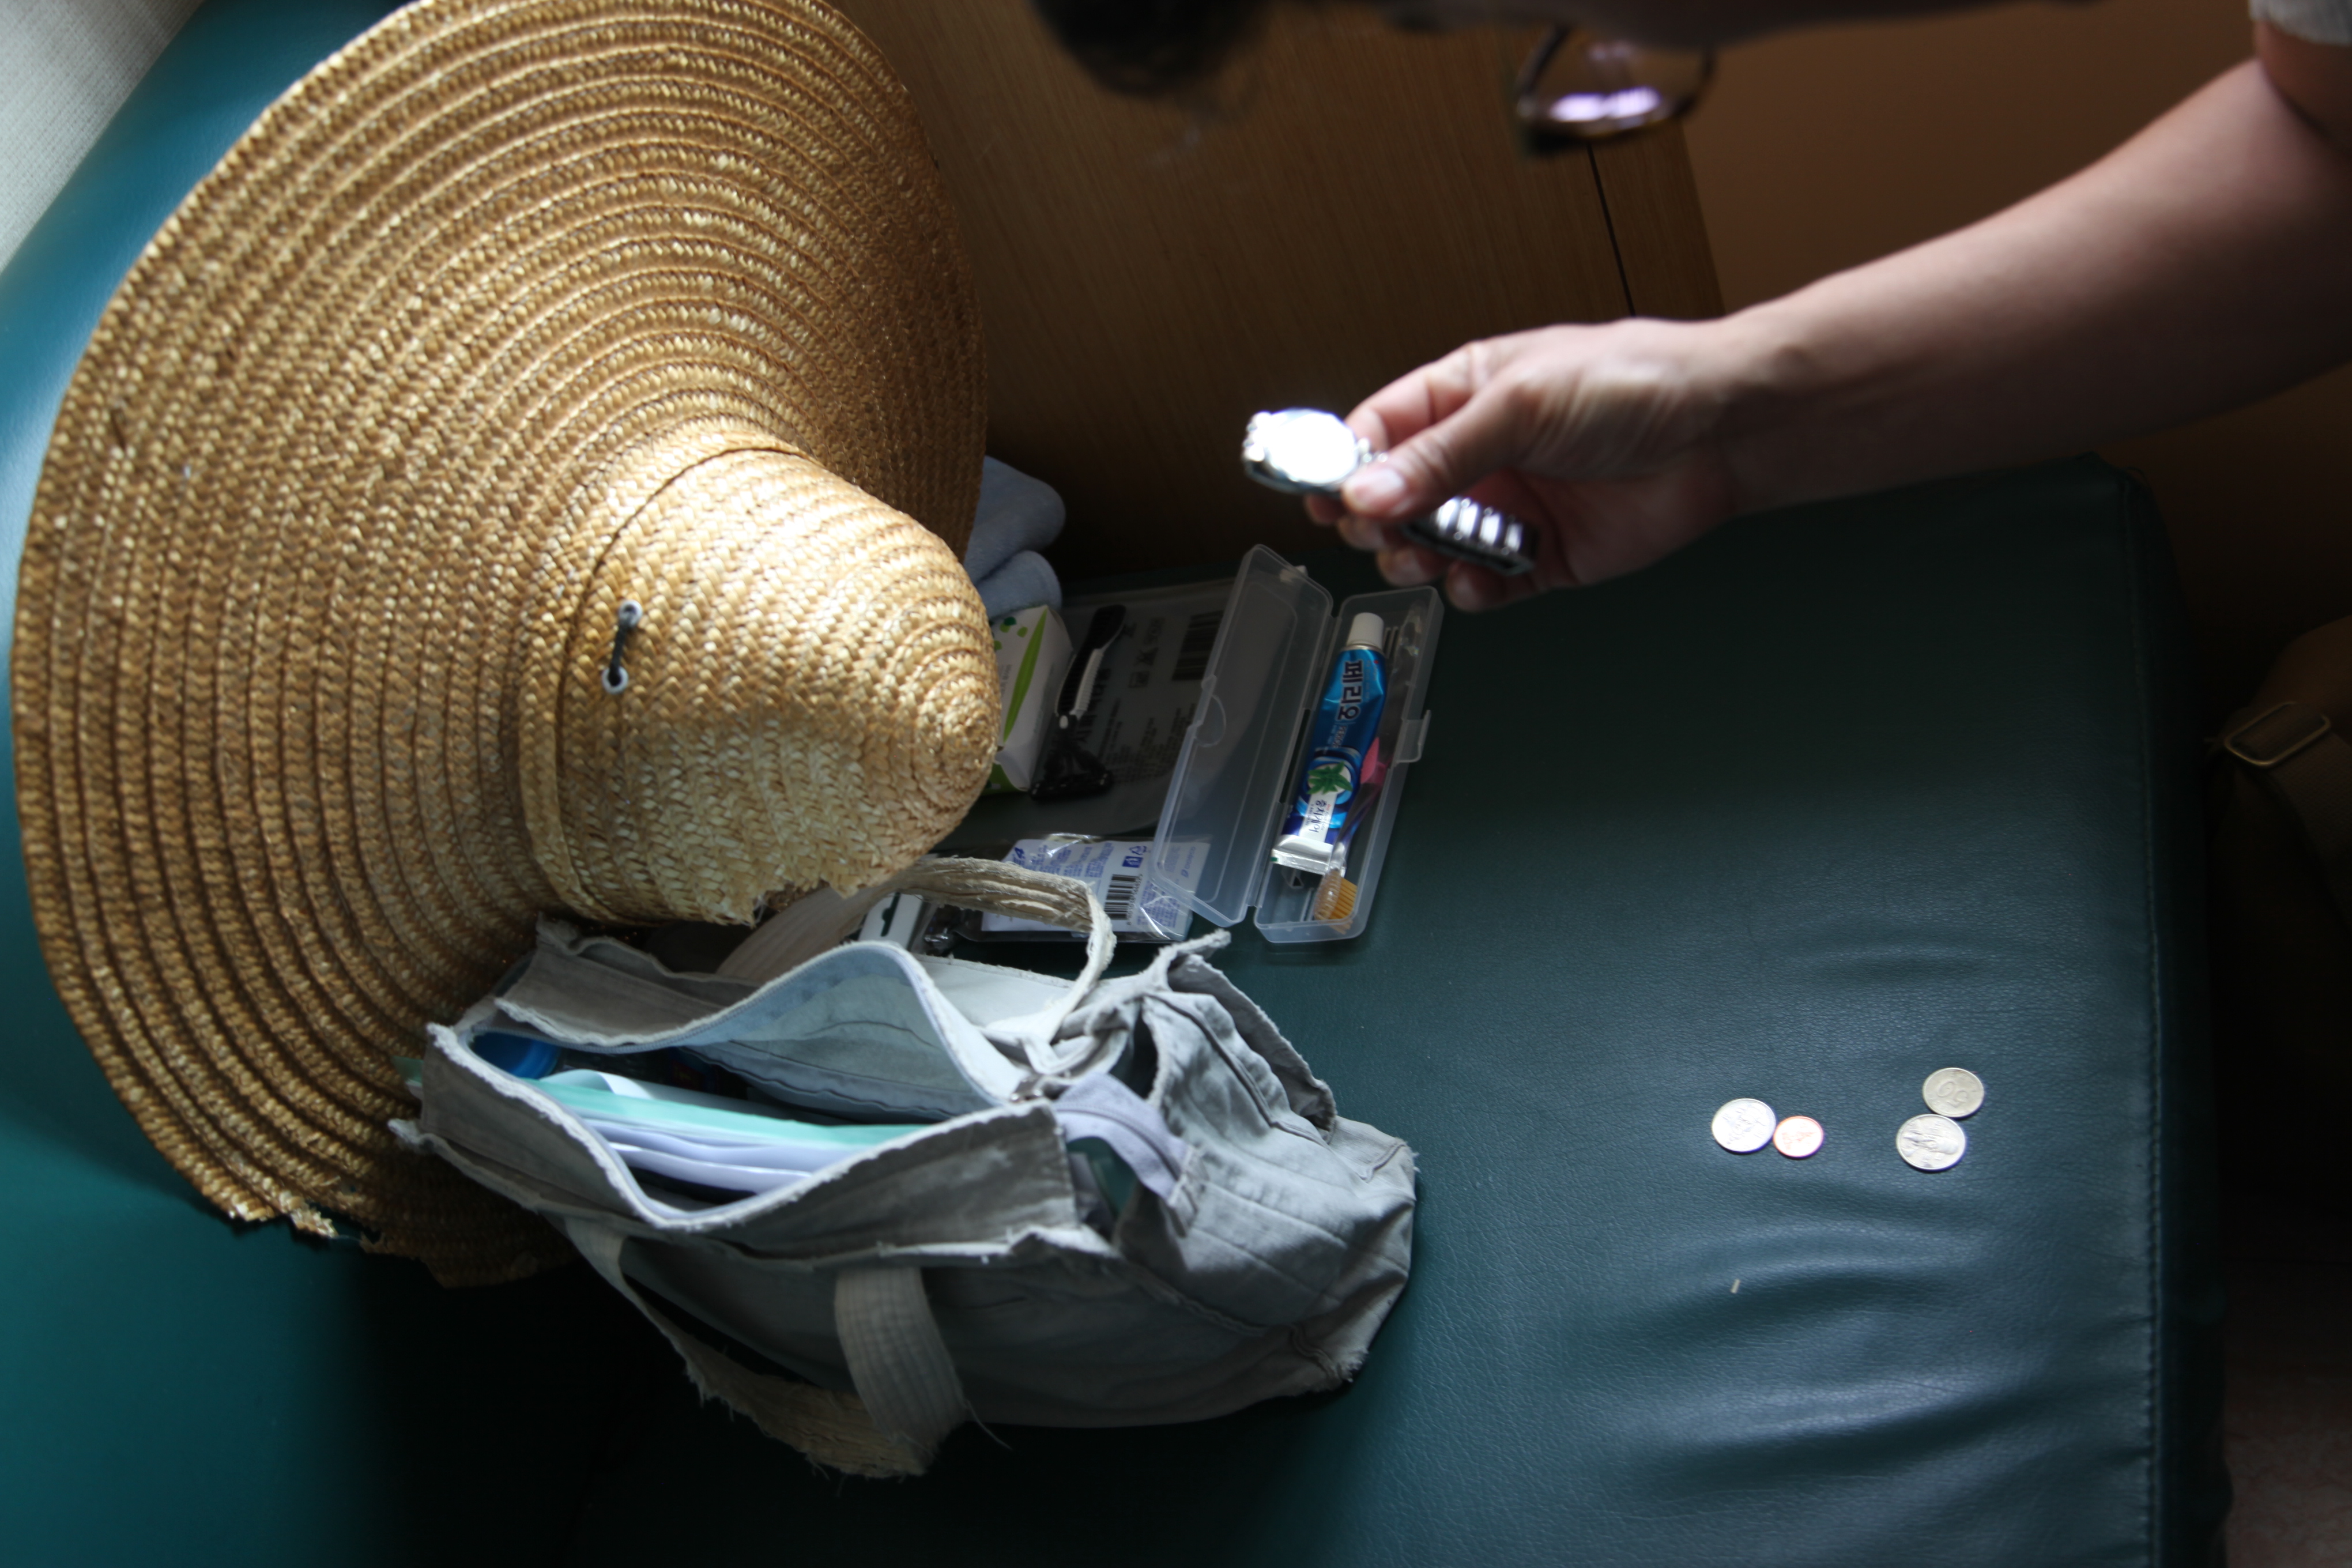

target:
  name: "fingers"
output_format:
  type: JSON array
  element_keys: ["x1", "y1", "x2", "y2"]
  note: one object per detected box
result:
[
  {"x1": 1445, "y1": 561, "x2": 1543, "y2": 613},
  {"x1": 1303, "y1": 493, "x2": 1405, "y2": 561},
  {"x1": 1339, "y1": 336, "x2": 1567, "y2": 525},
  {"x1": 1373, "y1": 541, "x2": 1442, "y2": 588},
  {"x1": 1299, "y1": 318, "x2": 1735, "y2": 610},
  {"x1": 1372, "y1": 542, "x2": 1527, "y2": 613},
  {"x1": 1344, "y1": 337, "x2": 1507, "y2": 453},
  {"x1": 1345, "y1": 390, "x2": 1538, "y2": 523},
  {"x1": 1313, "y1": 326, "x2": 1619, "y2": 600},
  {"x1": 1337, "y1": 360, "x2": 1473, "y2": 514},
  {"x1": 1318, "y1": 338, "x2": 1543, "y2": 598}
]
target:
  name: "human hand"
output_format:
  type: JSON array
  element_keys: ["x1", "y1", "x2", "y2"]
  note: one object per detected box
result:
[{"x1": 1307, "y1": 318, "x2": 1748, "y2": 610}]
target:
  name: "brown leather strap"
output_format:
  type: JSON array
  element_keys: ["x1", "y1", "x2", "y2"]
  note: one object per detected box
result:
[{"x1": 2222, "y1": 700, "x2": 2352, "y2": 925}]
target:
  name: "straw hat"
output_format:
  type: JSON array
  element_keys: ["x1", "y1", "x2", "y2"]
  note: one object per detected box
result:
[{"x1": 13, "y1": 0, "x2": 998, "y2": 1283}]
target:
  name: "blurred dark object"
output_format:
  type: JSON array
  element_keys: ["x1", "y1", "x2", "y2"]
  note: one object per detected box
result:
[
  {"x1": 1029, "y1": 0, "x2": 1269, "y2": 95},
  {"x1": 1031, "y1": 604, "x2": 1127, "y2": 802}
]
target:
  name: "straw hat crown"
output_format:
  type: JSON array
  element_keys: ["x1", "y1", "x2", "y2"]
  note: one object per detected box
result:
[{"x1": 13, "y1": 0, "x2": 996, "y2": 1280}]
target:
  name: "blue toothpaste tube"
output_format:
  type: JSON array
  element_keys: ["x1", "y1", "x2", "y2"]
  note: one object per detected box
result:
[{"x1": 1270, "y1": 612, "x2": 1388, "y2": 876}]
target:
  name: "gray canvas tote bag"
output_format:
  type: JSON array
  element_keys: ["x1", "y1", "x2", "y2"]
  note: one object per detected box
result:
[{"x1": 398, "y1": 860, "x2": 1416, "y2": 1475}]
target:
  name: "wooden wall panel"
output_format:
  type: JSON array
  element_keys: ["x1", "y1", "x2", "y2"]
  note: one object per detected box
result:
[
  {"x1": 1592, "y1": 124, "x2": 1722, "y2": 321},
  {"x1": 1680, "y1": 0, "x2": 2346, "y2": 714},
  {"x1": 838, "y1": 0, "x2": 1718, "y2": 575}
]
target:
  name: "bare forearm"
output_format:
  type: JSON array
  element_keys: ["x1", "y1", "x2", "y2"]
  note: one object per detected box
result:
[
  {"x1": 1321, "y1": 31, "x2": 2352, "y2": 609},
  {"x1": 1717, "y1": 56, "x2": 2352, "y2": 512}
]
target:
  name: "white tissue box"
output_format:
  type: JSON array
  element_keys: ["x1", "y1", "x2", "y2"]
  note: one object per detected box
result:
[{"x1": 987, "y1": 604, "x2": 1072, "y2": 793}]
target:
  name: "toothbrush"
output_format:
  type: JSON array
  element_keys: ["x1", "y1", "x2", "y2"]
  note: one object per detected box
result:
[{"x1": 1310, "y1": 737, "x2": 1389, "y2": 923}]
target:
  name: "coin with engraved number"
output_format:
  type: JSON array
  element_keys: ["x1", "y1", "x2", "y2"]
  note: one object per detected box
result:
[
  {"x1": 1922, "y1": 1067, "x2": 1985, "y2": 1118},
  {"x1": 1773, "y1": 1115, "x2": 1825, "y2": 1159},
  {"x1": 1897, "y1": 1113, "x2": 1967, "y2": 1171},
  {"x1": 1712, "y1": 1098, "x2": 1777, "y2": 1154}
]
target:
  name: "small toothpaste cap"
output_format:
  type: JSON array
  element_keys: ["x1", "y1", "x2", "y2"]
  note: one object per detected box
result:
[{"x1": 1346, "y1": 612, "x2": 1386, "y2": 651}]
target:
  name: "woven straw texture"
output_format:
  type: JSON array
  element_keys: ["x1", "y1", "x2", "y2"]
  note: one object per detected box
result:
[{"x1": 12, "y1": 0, "x2": 993, "y2": 1283}]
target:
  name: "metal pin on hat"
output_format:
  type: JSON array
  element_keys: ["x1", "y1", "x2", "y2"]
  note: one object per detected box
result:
[{"x1": 602, "y1": 599, "x2": 643, "y2": 695}]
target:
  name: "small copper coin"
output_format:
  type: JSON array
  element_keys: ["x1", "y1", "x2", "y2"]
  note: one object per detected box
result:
[
  {"x1": 1772, "y1": 1115, "x2": 1825, "y2": 1159},
  {"x1": 1711, "y1": 1098, "x2": 1776, "y2": 1154}
]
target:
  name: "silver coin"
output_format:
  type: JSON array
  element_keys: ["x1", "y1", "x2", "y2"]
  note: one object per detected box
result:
[
  {"x1": 1896, "y1": 1113, "x2": 1967, "y2": 1171},
  {"x1": 1922, "y1": 1067, "x2": 1985, "y2": 1118},
  {"x1": 1712, "y1": 1097, "x2": 1777, "y2": 1154}
]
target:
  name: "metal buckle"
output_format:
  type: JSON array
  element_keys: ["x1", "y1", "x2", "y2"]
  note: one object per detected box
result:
[{"x1": 2224, "y1": 702, "x2": 2332, "y2": 768}]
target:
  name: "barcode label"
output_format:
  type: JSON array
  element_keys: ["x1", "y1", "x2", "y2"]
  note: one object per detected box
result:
[
  {"x1": 1171, "y1": 611, "x2": 1221, "y2": 683},
  {"x1": 983, "y1": 838, "x2": 1190, "y2": 942},
  {"x1": 1103, "y1": 870, "x2": 1140, "y2": 921}
]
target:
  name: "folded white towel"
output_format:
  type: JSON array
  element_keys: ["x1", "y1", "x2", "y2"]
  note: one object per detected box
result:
[
  {"x1": 966, "y1": 457, "x2": 1066, "y2": 615},
  {"x1": 977, "y1": 549, "x2": 1061, "y2": 617}
]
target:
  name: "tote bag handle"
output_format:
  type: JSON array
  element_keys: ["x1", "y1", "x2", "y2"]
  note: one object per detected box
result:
[{"x1": 717, "y1": 856, "x2": 1115, "y2": 1057}]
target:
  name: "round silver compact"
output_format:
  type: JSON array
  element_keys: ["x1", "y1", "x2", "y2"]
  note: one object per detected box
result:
[{"x1": 1241, "y1": 408, "x2": 1371, "y2": 497}]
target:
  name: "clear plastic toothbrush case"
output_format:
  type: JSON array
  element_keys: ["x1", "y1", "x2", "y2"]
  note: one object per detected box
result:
[{"x1": 1146, "y1": 545, "x2": 1442, "y2": 943}]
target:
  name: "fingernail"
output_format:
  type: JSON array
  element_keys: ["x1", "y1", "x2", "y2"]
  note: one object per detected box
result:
[{"x1": 1344, "y1": 465, "x2": 1407, "y2": 512}]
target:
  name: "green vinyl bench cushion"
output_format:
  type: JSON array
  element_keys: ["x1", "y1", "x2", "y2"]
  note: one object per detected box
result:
[{"x1": 0, "y1": 2, "x2": 2224, "y2": 1562}]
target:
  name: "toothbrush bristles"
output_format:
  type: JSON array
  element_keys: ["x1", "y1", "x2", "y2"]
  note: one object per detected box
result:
[{"x1": 1312, "y1": 870, "x2": 1359, "y2": 922}]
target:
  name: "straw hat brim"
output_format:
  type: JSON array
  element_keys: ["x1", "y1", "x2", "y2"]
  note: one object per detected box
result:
[{"x1": 13, "y1": 0, "x2": 987, "y2": 1282}]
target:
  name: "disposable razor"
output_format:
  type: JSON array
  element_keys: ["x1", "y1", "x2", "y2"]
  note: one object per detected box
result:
[{"x1": 1030, "y1": 604, "x2": 1125, "y2": 803}]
